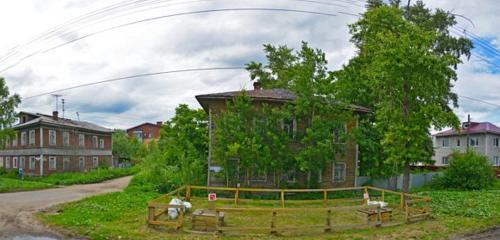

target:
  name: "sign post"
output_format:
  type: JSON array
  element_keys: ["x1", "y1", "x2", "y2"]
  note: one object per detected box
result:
[{"x1": 208, "y1": 193, "x2": 216, "y2": 210}]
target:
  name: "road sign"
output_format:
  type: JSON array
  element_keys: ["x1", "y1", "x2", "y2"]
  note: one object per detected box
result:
[{"x1": 208, "y1": 193, "x2": 217, "y2": 201}]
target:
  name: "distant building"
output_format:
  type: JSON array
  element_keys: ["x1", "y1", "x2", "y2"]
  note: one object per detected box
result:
[
  {"x1": 0, "y1": 111, "x2": 113, "y2": 176},
  {"x1": 433, "y1": 122, "x2": 500, "y2": 167},
  {"x1": 126, "y1": 122, "x2": 162, "y2": 145},
  {"x1": 196, "y1": 82, "x2": 370, "y2": 188}
]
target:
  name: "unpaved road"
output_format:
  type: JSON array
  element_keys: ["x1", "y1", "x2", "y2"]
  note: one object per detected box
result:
[
  {"x1": 0, "y1": 176, "x2": 132, "y2": 239},
  {"x1": 451, "y1": 226, "x2": 500, "y2": 240}
]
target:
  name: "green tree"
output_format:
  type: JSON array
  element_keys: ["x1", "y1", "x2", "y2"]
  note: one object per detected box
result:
[
  {"x1": 0, "y1": 78, "x2": 21, "y2": 148},
  {"x1": 112, "y1": 130, "x2": 132, "y2": 161},
  {"x1": 333, "y1": 2, "x2": 471, "y2": 193}
]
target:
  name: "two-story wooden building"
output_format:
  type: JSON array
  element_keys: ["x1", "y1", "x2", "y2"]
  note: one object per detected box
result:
[
  {"x1": 0, "y1": 111, "x2": 113, "y2": 176},
  {"x1": 196, "y1": 83, "x2": 370, "y2": 188},
  {"x1": 126, "y1": 122, "x2": 162, "y2": 145}
]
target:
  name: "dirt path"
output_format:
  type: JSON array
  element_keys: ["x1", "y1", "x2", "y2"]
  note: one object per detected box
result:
[
  {"x1": 450, "y1": 226, "x2": 500, "y2": 240},
  {"x1": 0, "y1": 176, "x2": 132, "y2": 239}
]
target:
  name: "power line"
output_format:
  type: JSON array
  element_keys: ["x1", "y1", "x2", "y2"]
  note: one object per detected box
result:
[
  {"x1": 459, "y1": 95, "x2": 500, "y2": 108},
  {"x1": 22, "y1": 66, "x2": 246, "y2": 99}
]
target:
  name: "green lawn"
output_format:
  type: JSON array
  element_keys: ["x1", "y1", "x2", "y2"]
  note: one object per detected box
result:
[
  {"x1": 38, "y1": 181, "x2": 500, "y2": 240},
  {"x1": 0, "y1": 177, "x2": 53, "y2": 193},
  {"x1": 0, "y1": 167, "x2": 138, "y2": 193}
]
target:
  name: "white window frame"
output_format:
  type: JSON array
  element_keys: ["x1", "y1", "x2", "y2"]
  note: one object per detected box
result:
[
  {"x1": 29, "y1": 130, "x2": 35, "y2": 145},
  {"x1": 20, "y1": 132, "x2": 27, "y2": 146},
  {"x1": 79, "y1": 134, "x2": 85, "y2": 147},
  {"x1": 442, "y1": 138, "x2": 450, "y2": 148},
  {"x1": 332, "y1": 162, "x2": 346, "y2": 182},
  {"x1": 49, "y1": 130, "x2": 57, "y2": 146},
  {"x1": 494, "y1": 138, "x2": 499, "y2": 148},
  {"x1": 0, "y1": 157, "x2": 3, "y2": 168},
  {"x1": 470, "y1": 137, "x2": 479, "y2": 147},
  {"x1": 79, "y1": 156, "x2": 85, "y2": 170},
  {"x1": 12, "y1": 157, "x2": 18, "y2": 169},
  {"x1": 92, "y1": 156, "x2": 99, "y2": 168},
  {"x1": 12, "y1": 133, "x2": 17, "y2": 147},
  {"x1": 442, "y1": 156, "x2": 449, "y2": 165},
  {"x1": 63, "y1": 156, "x2": 70, "y2": 171},
  {"x1": 29, "y1": 156, "x2": 36, "y2": 170},
  {"x1": 49, "y1": 156, "x2": 57, "y2": 170},
  {"x1": 99, "y1": 139, "x2": 104, "y2": 149},
  {"x1": 19, "y1": 156, "x2": 25, "y2": 169},
  {"x1": 63, "y1": 132, "x2": 70, "y2": 146},
  {"x1": 333, "y1": 124, "x2": 348, "y2": 144},
  {"x1": 493, "y1": 156, "x2": 500, "y2": 166},
  {"x1": 5, "y1": 157, "x2": 11, "y2": 168},
  {"x1": 92, "y1": 136, "x2": 98, "y2": 148}
]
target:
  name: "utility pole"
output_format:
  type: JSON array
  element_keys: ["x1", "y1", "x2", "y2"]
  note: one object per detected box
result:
[
  {"x1": 61, "y1": 98, "x2": 65, "y2": 118},
  {"x1": 76, "y1": 112, "x2": 80, "y2": 121}
]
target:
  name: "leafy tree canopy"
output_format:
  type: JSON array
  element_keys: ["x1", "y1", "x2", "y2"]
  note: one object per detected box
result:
[{"x1": 0, "y1": 77, "x2": 21, "y2": 148}]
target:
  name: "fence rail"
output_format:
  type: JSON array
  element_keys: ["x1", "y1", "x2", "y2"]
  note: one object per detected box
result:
[{"x1": 147, "y1": 185, "x2": 431, "y2": 234}]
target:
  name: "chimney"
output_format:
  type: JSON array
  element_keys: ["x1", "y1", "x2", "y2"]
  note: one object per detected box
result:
[
  {"x1": 156, "y1": 121, "x2": 163, "y2": 127},
  {"x1": 52, "y1": 111, "x2": 59, "y2": 120},
  {"x1": 253, "y1": 81, "x2": 262, "y2": 90}
]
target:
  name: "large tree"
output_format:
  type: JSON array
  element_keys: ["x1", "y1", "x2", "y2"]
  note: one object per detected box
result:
[
  {"x1": 333, "y1": 1, "x2": 472, "y2": 193},
  {"x1": 0, "y1": 77, "x2": 21, "y2": 148}
]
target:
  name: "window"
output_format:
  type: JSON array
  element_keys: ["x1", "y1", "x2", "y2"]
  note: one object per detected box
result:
[
  {"x1": 92, "y1": 136, "x2": 98, "y2": 148},
  {"x1": 494, "y1": 138, "x2": 499, "y2": 147},
  {"x1": 5, "y1": 157, "x2": 10, "y2": 168},
  {"x1": 333, "y1": 124, "x2": 347, "y2": 144},
  {"x1": 457, "y1": 139, "x2": 461, "y2": 147},
  {"x1": 332, "y1": 162, "x2": 346, "y2": 182},
  {"x1": 21, "y1": 132, "x2": 27, "y2": 146},
  {"x1": 63, "y1": 157, "x2": 70, "y2": 171},
  {"x1": 99, "y1": 139, "x2": 104, "y2": 149},
  {"x1": 250, "y1": 165, "x2": 267, "y2": 181},
  {"x1": 29, "y1": 130, "x2": 35, "y2": 145},
  {"x1": 79, "y1": 134, "x2": 85, "y2": 147},
  {"x1": 12, "y1": 157, "x2": 18, "y2": 169},
  {"x1": 49, "y1": 130, "x2": 56, "y2": 146},
  {"x1": 283, "y1": 119, "x2": 295, "y2": 139},
  {"x1": 92, "y1": 157, "x2": 98, "y2": 168},
  {"x1": 493, "y1": 156, "x2": 500, "y2": 166},
  {"x1": 133, "y1": 131, "x2": 143, "y2": 143},
  {"x1": 49, "y1": 156, "x2": 57, "y2": 170},
  {"x1": 63, "y1": 132, "x2": 70, "y2": 146},
  {"x1": 442, "y1": 156, "x2": 449, "y2": 165},
  {"x1": 79, "y1": 157, "x2": 85, "y2": 170},
  {"x1": 470, "y1": 137, "x2": 479, "y2": 147},
  {"x1": 442, "y1": 138, "x2": 449, "y2": 147},
  {"x1": 29, "y1": 156, "x2": 36, "y2": 170},
  {"x1": 0, "y1": 157, "x2": 3, "y2": 168},
  {"x1": 19, "y1": 156, "x2": 25, "y2": 169},
  {"x1": 12, "y1": 133, "x2": 17, "y2": 147}
]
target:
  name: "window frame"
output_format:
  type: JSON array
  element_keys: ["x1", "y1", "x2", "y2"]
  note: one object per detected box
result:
[
  {"x1": 49, "y1": 130, "x2": 57, "y2": 146},
  {"x1": 12, "y1": 133, "x2": 17, "y2": 147},
  {"x1": 5, "y1": 157, "x2": 10, "y2": 168},
  {"x1": 49, "y1": 156, "x2": 57, "y2": 170},
  {"x1": 99, "y1": 139, "x2": 105, "y2": 149},
  {"x1": 63, "y1": 132, "x2": 70, "y2": 147},
  {"x1": 332, "y1": 162, "x2": 346, "y2": 183},
  {"x1": 29, "y1": 156, "x2": 36, "y2": 170},
  {"x1": 457, "y1": 139, "x2": 461, "y2": 147},
  {"x1": 442, "y1": 138, "x2": 450, "y2": 148},
  {"x1": 333, "y1": 124, "x2": 348, "y2": 144},
  {"x1": 29, "y1": 130, "x2": 36, "y2": 145},
  {"x1": 493, "y1": 156, "x2": 500, "y2": 166},
  {"x1": 12, "y1": 156, "x2": 18, "y2": 169},
  {"x1": 79, "y1": 156, "x2": 85, "y2": 170},
  {"x1": 0, "y1": 156, "x2": 3, "y2": 168},
  {"x1": 78, "y1": 134, "x2": 85, "y2": 147},
  {"x1": 442, "y1": 156, "x2": 449, "y2": 165},
  {"x1": 92, "y1": 136, "x2": 98, "y2": 148},
  {"x1": 92, "y1": 156, "x2": 99, "y2": 168},
  {"x1": 63, "y1": 156, "x2": 70, "y2": 171},
  {"x1": 494, "y1": 138, "x2": 499, "y2": 148},
  {"x1": 19, "y1": 156, "x2": 25, "y2": 169},
  {"x1": 470, "y1": 137, "x2": 479, "y2": 147},
  {"x1": 20, "y1": 132, "x2": 27, "y2": 146}
]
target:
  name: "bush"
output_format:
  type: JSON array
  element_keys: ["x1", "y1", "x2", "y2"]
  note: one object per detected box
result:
[{"x1": 438, "y1": 151, "x2": 495, "y2": 190}]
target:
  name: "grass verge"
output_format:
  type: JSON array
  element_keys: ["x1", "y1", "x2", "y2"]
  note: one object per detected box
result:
[
  {"x1": 0, "y1": 177, "x2": 53, "y2": 193},
  {"x1": 39, "y1": 180, "x2": 500, "y2": 240}
]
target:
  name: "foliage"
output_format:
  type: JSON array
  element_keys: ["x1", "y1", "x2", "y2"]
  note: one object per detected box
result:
[
  {"x1": 0, "y1": 77, "x2": 21, "y2": 149},
  {"x1": 22, "y1": 167, "x2": 138, "y2": 185},
  {"x1": 0, "y1": 177, "x2": 53, "y2": 193},
  {"x1": 436, "y1": 151, "x2": 495, "y2": 190},
  {"x1": 112, "y1": 130, "x2": 148, "y2": 163},
  {"x1": 332, "y1": 2, "x2": 472, "y2": 192},
  {"x1": 140, "y1": 104, "x2": 208, "y2": 193}
]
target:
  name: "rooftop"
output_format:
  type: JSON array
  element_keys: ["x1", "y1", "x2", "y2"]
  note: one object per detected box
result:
[
  {"x1": 14, "y1": 111, "x2": 113, "y2": 133},
  {"x1": 434, "y1": 122, "x2": 500, "y2": 137}
]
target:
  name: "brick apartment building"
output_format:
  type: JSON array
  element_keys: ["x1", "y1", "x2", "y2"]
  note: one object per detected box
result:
[
  {"x1": 0, "y1": 111, "x2": 113, "y2": 176},
  {"x1": 126, "y1": 122, "x2": 162, "y2": 145}
]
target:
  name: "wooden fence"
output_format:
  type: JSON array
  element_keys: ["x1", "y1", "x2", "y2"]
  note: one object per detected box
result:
[{"x1": 147, "y1": 185, "x2": 431, "y2": 234}]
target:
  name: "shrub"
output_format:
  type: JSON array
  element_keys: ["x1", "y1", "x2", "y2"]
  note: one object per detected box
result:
[{"x1": 439, "y1": 150, "x2": 495, "y2": 190}]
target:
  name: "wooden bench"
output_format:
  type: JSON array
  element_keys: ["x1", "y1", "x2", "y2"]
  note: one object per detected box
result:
[
  {"x1": 357, "y1": 207, "x2": 393, "y2": 224},
  {"x1": 191, "y1": 209, "x2": 225, "y2": 232}
]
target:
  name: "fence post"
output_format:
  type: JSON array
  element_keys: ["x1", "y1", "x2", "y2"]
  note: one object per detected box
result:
[
  {"x1": 323, "y1": 190, "x2": 327, "y2": 206},
  {"x1": 382, "y1": 190, "x2": 385, "y2": 202},
  {"x1": 215, "y1": 209, "x2": 222, "y2": 235},
  {"x1": 235, "y1": 188, "x2": 239, "y2": 205},
  {"x1": 400, "y1": 192, "x2": 404, "y2": 209},
  {"x1": 186, "y1": 185, "x2": 191, "y2": 201},
  {"x1": 270, "y1": 211, "x2": 277, "y2": 235},
  {"x1": 363, "y1": 187, "x2": 368, "y2": 205},
  {"x1": 325, "y1": 209, "x2": 332, "y2": 232},
  {"x1": 177, "y1": 206, "x2": 184, "y2": 230},
  {"x1": 148, "y1": 206, "x2": 155, "y2": 223},
  {"x1": 376, "y1": 206, "x2": 382, "y2": 227},
  {"x1": 281, "y1": 190, "x2": 285, "y2": 208}
]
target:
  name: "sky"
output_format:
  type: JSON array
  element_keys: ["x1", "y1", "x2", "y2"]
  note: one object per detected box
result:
[{"x1": 0, "y1": 0, "x2": 498, "y2": 130}]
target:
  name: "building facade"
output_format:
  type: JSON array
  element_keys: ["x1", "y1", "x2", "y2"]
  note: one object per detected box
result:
[
  {"x1": 0, "y1": 111, "x2": 113, "y2": 176},
  {"x1": 195, "y1": 83, "x2": 370, "y2": 188},
  {"x1": 126, "y1": 122, "x2": 162, "y2": 145},
  {"x1": 433, "y1": 122, "x2": 500, "y2": 167}
]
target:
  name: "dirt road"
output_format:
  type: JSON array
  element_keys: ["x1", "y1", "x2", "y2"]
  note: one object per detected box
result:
[{"x1": 0, "y1": 176, "x2": 132, "y2": 239}]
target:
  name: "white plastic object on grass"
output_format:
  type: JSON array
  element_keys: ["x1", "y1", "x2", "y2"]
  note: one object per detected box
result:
[
  {"x1": 367, "y1": 200, "x2": 388, "y2": 208},
  {"x1": 168, "y1": 198, "x2": 183, "y2": 219}
]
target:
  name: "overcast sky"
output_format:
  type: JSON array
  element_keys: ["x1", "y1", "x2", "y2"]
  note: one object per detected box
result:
[{"x1": 0, "y1": 0, "x2": 499, "y2": 130}]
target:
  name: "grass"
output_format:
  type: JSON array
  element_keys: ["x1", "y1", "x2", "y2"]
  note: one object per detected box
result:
[
  {"x1": 38, "y1": 180, "x2": 500, "y2": 240},
  {"x1": 0, "y1": 167, "x2": 138, "y2": 193}
]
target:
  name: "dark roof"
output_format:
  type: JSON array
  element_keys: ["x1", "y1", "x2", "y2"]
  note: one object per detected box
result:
[
  {"x1": 196, "y1": 88, "x2": 370, "y2": 113},
  {"x1": 126, "y1": 122, "x2": 161, "y2": 132},
  {"x1": 434, "y1": 122, "x2": 500, "y2": 137},
  {"x1": 14, "y1": 112, "x2": 113, "y2": 133}
]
